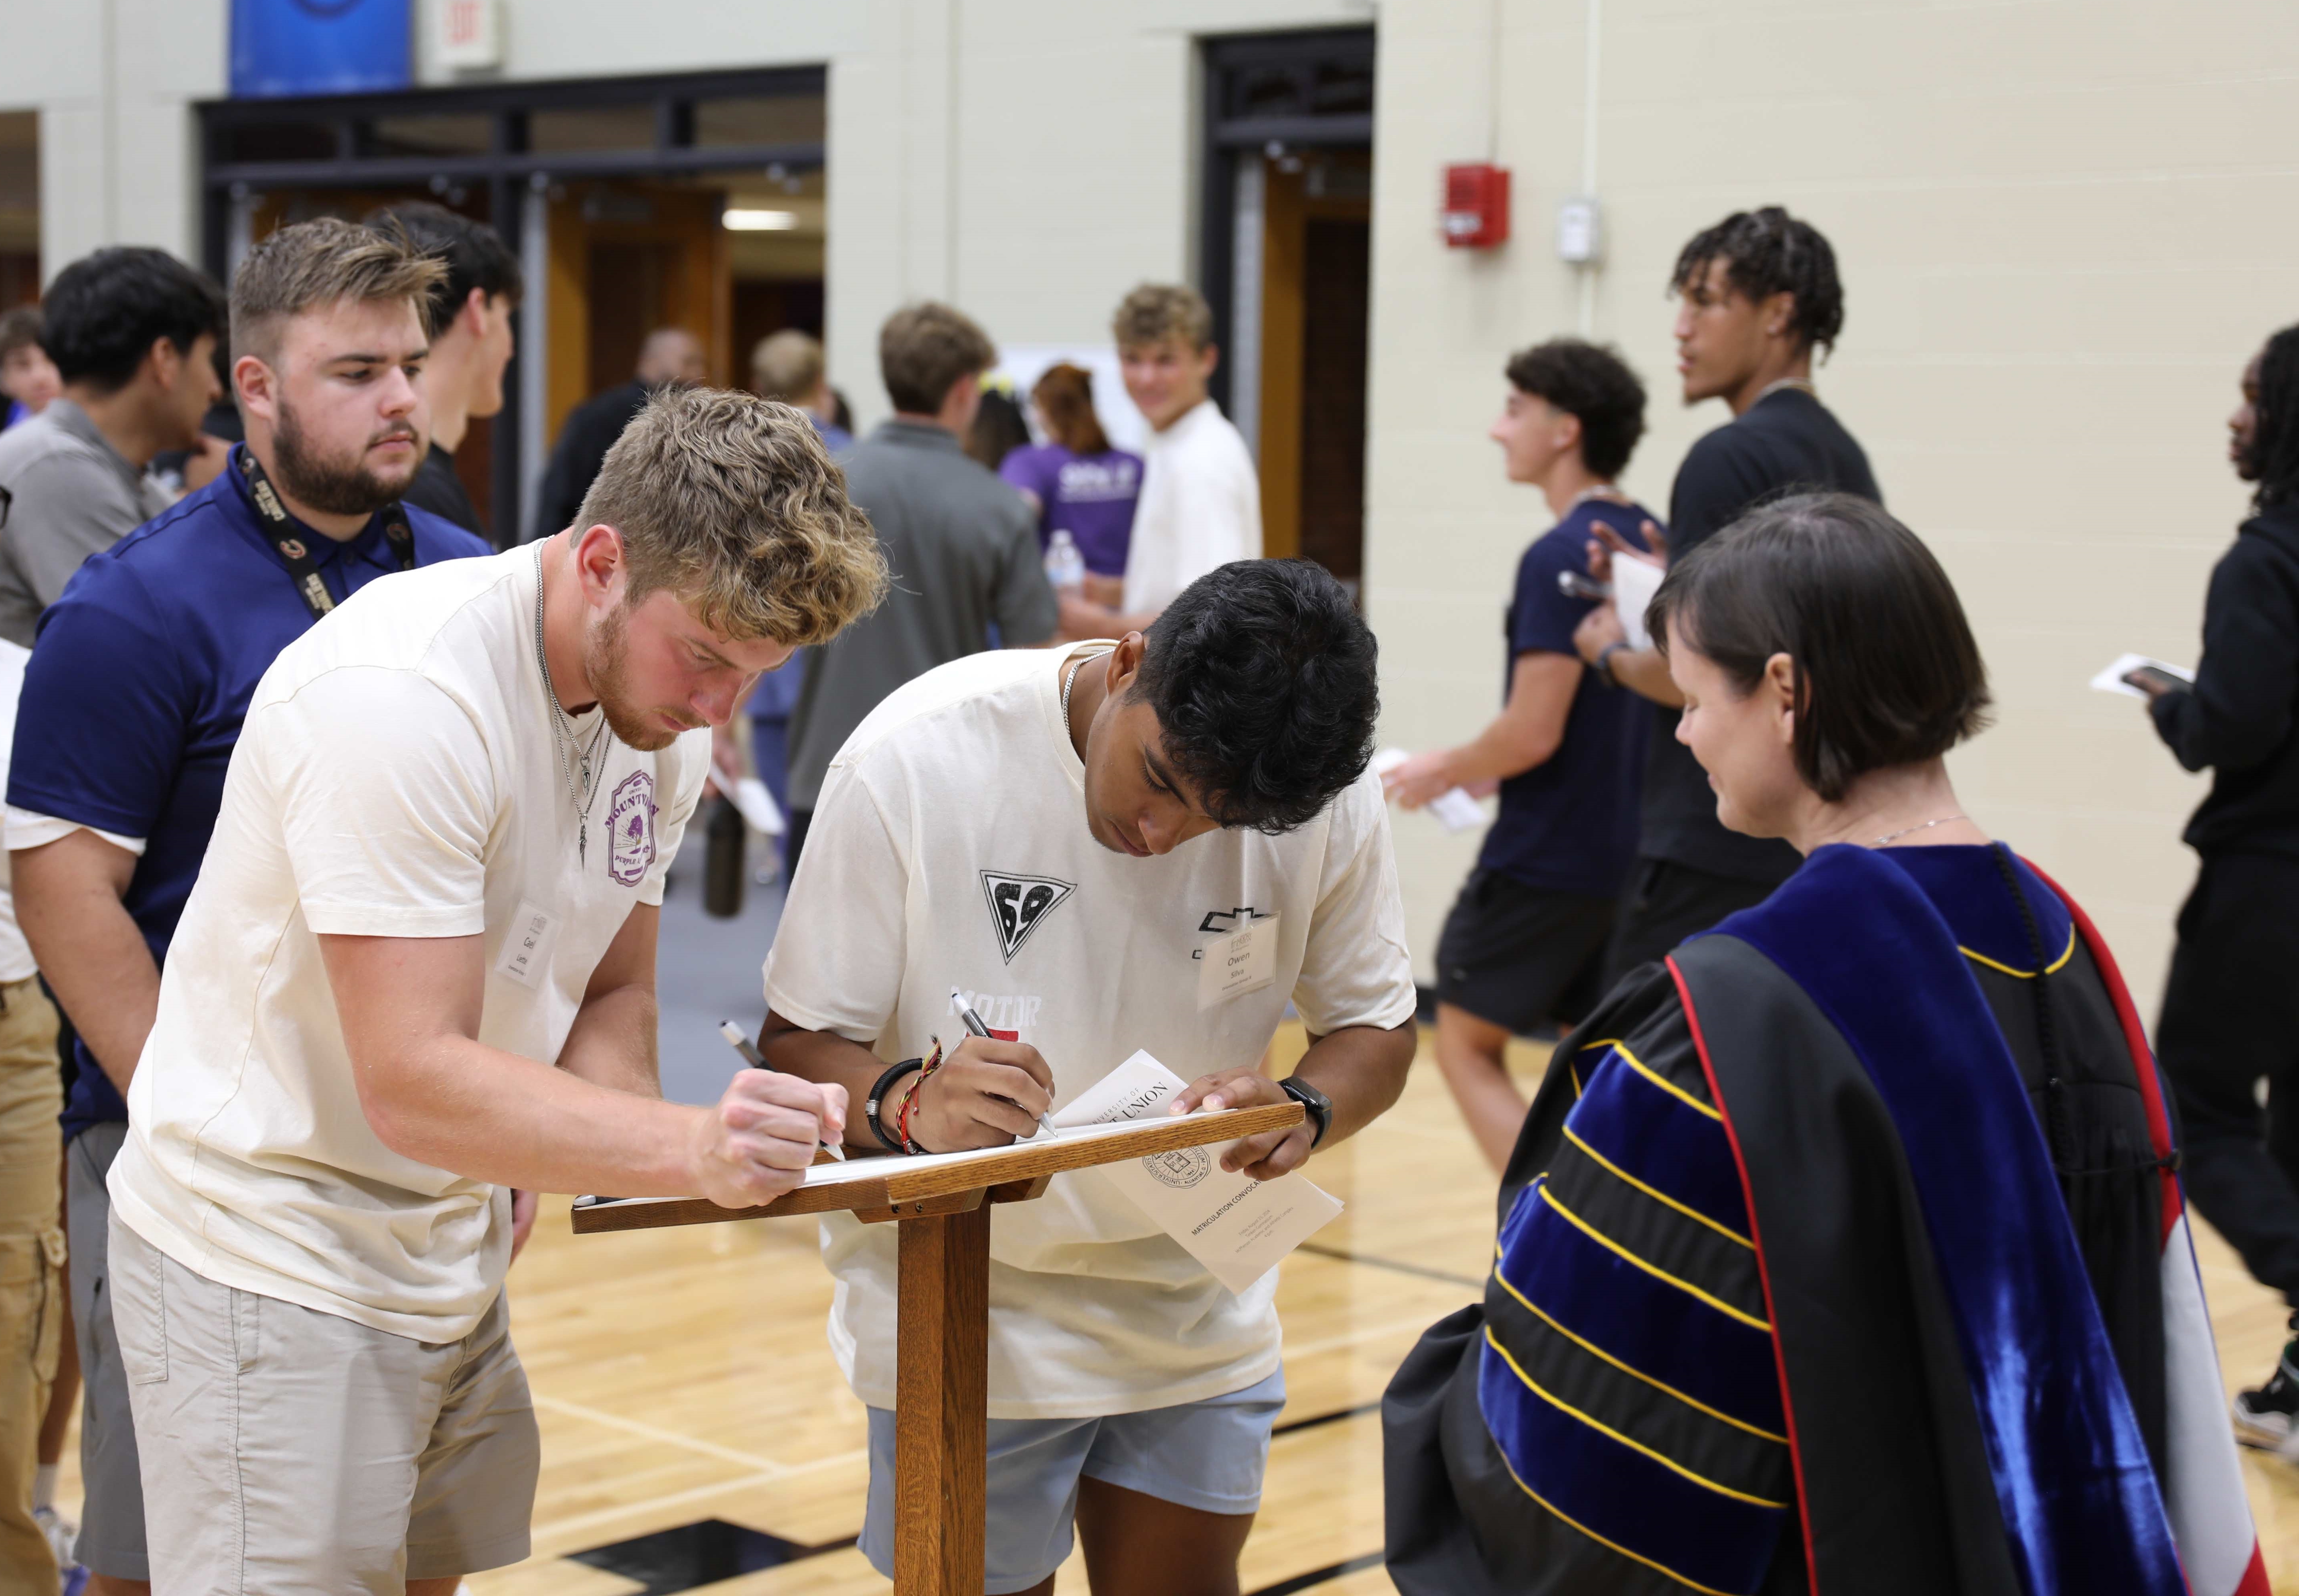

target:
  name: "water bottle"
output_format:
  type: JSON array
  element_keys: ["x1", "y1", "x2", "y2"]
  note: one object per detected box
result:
[{"x1": 1044, "y1": 529, "x2": 1085, "y2": 592}]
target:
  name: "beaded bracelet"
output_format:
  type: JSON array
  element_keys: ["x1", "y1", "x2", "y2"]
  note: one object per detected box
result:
[{"x1": 893, "y1": 1036, "x2": 947, "y2": 1155}]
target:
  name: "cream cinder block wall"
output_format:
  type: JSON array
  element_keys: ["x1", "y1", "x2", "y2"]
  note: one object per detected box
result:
[
  {"x1": 1365, "y1": 0, "x2": 2291, "y2": 1013},
  {"x1": 0, "y1": 0, "x2": 224, "y2": 270}
]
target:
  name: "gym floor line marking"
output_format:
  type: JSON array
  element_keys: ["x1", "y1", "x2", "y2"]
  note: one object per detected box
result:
[
  {"x1": 531, "y1": 1393, "x2": 790, "y2": 1473},
  {"x1": 1248, "y1": 1549, "x2": 1386, "y2": 1595},
  {"x1": 1298, "y1": 1240, "x2": 1484, "y2": 1288}
]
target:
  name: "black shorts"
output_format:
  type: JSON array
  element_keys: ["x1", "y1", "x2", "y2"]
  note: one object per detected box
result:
[
  {"x1": 1601, "y1": 857, "x2": 1782, "y2": 987},
  {"x1": 1434, "y1": 869, "x2": 1616, "y2": 1036}
]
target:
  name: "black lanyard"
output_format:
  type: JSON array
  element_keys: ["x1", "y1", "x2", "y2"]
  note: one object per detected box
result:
[{"x1": 237, "y1": 449, "x2": 415, "y2": 622}]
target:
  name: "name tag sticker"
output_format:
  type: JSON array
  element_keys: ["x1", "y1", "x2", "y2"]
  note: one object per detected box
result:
[
  {"x1": 494, "y1": 899, "x2": 561, "y2": 989},
  {"x1": 1197, "y1": 912, "x2": 1281, "y2": 1011}
]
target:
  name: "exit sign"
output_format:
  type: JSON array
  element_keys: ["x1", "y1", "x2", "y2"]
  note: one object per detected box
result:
[{"x1": 434, "y1": 0, "x2": 501, "y2": 69}]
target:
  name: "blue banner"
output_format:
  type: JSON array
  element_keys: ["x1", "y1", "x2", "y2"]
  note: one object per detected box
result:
[{"x1": 231, "y1": 0, "x2": 411, "y2": 99}]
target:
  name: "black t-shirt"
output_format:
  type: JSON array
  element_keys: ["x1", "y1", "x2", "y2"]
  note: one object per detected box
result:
[
  {"x1": 1478, "y1": 499, "x2": 1657, "y2": 895},
  {"x1": 1640, "y1": 388, "x2": 1882, "y2": 882},
  {"x1": 401, "y1": 443, "x2": 485, "y2": 539}
]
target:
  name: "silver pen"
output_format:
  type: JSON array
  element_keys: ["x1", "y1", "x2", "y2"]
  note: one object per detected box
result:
[
  {"x1": 951, "y1": 987, "x2": 1058, "y2": 1138},
  {"x1": 719, "y1": 1020, "x2": 844, "y2": 1161}
]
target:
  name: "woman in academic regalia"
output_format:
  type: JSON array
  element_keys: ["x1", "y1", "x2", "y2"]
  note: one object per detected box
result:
[{"x1": 1381, "y1": 493, "x2": 2266, "y2": 1596}]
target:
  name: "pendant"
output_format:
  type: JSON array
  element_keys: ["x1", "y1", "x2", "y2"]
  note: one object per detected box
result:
[{"x1": 578, "y1": 821, "x2": 588, "y2": 868}]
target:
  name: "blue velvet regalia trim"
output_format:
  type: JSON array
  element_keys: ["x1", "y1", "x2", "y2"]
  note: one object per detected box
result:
[
  {"x1": 1478, "y1": 1037, "x2": 1790, "y2": 1593},
  {"x1": 1698, "y1": 844, "x2": 2182, "y2": 1596}
]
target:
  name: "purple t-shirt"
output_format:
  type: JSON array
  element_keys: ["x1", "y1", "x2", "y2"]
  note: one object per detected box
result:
[{"x1": 999, "y1": 443, "x2": 1142, "y2": 577}]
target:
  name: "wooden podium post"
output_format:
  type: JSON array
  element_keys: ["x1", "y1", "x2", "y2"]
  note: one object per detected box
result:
[{"x1": 573, "y1": 1101, "x2": 1303, "y2": 1596}]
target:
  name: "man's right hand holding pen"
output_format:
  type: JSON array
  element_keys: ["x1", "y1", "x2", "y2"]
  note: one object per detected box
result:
[
  {"x1": 758, "y1": 1007, "x2": 1058, "y2": 1156},
  {"x1": 884, "y1": 1035, "x2": 1056, "y2": 1152}
]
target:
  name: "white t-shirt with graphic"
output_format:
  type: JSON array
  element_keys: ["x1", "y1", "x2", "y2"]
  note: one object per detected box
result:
[
  {"x1": 109, "y1": 547, "x2": 707, "y2": 1342},
  {"x1": 763, "y1": 645, "x2": 1415, "y2": 1419}
]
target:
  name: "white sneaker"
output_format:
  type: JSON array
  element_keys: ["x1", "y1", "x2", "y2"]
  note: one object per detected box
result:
[{"x1": 32, "y1": 1505, "x2": 85, "y2": 1594}]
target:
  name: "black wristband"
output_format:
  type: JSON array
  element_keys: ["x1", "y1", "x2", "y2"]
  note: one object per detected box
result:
[{"x1": 866, "y1": 1058, "x2": 925, "y2": 1153}]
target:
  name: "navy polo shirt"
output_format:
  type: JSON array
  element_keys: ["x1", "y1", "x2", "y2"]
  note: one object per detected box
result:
[
  {"x1": 9, "y1": 444, "x2": 491, "y2": 1142},
  {"x1": 1474, "y1": 498, "x2": 1660, "y2": 897}
]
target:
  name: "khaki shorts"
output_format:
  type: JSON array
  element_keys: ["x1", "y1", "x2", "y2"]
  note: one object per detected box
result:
[
  {"x1": 109, "y1": 1217, "x2": 538, "y2": 1594},
  {"x1": 0, "y1": 977, "x2": 64, "y2": 1595}
]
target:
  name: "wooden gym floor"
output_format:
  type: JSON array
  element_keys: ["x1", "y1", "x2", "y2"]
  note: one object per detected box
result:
[{"x1": 53, "y1": 1024, "x2": 2299, "y2": 1592}]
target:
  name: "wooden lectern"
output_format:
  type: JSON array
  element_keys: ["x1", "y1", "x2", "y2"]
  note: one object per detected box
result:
[{"x1": 572, "y1": 1101, "x2": 1304, "y2": 1595}]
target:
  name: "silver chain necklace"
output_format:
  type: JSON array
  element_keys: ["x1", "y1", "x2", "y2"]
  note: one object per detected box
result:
[
  {"x1": 1871, "y1": 814, "x2": 1967, "y2": 847},
  {"x1": 533, "y1": 543, "x2": 610, "y2": 869},
  {"x1": 1061, "y1": 647, "x2": 1112, "y2": 724}
]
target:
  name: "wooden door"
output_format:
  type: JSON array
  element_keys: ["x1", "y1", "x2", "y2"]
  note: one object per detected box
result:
[{"x1": 1255, "y1": 149, "x2": 1372, "y2": 580}]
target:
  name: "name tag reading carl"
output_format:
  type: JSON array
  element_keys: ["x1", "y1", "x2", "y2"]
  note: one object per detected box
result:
[
  {"x1": 1197, "y1": 912, "x2": 1280, "y2": 1012},
  {"x1": 495, "y1": 900, "x2": 562, "y2": 989}
]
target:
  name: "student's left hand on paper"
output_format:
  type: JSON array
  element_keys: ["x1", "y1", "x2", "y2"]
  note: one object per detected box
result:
[
  {"x1": 509, "y1": 1188, "x2": 539, "y2": 1263},
  {"x1": 1170, "y1": 1069, "x2": 1312, "y2": 1180},
  {"x1": 1573, "y1": 600, "x2": 1626, "y2": 666},
  {"x1": 1380, "y1": 749, "x2": 1455, "y2": 811}
]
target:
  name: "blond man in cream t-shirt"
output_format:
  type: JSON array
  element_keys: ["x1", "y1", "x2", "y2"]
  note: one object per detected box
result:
[
  {"x1": 103, "y1": 390, "x2": 887, "y2": 1596},
  {"x1": 763, "y1": 558, "x2": 1417, "y2": 1596}
]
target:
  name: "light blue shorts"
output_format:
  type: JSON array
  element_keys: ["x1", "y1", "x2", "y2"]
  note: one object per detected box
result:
[{"x1": 858, "y1": 1367, "x2": 1286, "y2": 1594}]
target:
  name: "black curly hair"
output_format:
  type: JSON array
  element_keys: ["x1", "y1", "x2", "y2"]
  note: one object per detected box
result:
[
  {"x1": 1503, "y1": 338, "x2": 1648, "y2": 479},
  {"x1": 1671, "y1": 207, "x2": 1845, "y2": 360},
  {"x1": 1131, "y1": 559, "x2": 1379, "y2": 834},
  {"x1": 40, "y1": 248, "x2": 227, "y2": 395},
  {"x1": 2248, "y1": 324, "x2": 2299, "y2": 514}
]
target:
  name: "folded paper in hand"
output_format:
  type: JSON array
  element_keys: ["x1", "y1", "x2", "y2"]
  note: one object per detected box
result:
[
  {"x1": 1371, "y1": 747, "x2": 1487, "y2": 834},
  {"x1": 1051, "y1": 1051, "x2": 1342, "y2": 1294},
  {"x1": 1612, "y1": 552, "x2": 1665, "y2": 652}
]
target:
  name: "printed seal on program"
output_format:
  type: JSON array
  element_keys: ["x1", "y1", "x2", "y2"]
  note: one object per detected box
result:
[
  {"x1": 606, "y1": 771, "x2": 658, "y2": 887},
  {"x1": 1143, "y1": 1145, "x2": 1212, "y2": 1190}
]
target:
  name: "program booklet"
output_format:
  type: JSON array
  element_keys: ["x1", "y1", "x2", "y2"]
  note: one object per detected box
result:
[{"x1": 1052, "y1": 1051, "x2": 1344, "y2": 1294}]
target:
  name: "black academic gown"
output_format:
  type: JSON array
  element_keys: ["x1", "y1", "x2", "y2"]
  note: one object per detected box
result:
[{"x1": 1383, "y1": 843, "x2": 2262, "y2": 1596}]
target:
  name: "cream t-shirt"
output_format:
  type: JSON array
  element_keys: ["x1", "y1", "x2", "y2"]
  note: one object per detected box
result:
[
  {"x1": 762, "y1": 646, "x2": 1415, "y2": 1419},
  {"x1": 110, "y1": 547, "x2": 708, "y2": 1343},
  {"x1": 1121, "y1": 399, "x2": 1263, "y2": 617}
]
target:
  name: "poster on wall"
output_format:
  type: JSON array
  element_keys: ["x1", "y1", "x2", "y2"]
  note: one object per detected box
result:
[{"x1": 231, "y1": 0, "x2": 412, "y2": 99}]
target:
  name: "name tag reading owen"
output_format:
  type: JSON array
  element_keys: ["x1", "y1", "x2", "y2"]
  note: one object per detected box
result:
[
  {"x1": 495, "y1": 900, "x2": 562, "y2": 989},
  {"x1": 1198, "y1": 912, "x2": 1280, "y2": 1012}
]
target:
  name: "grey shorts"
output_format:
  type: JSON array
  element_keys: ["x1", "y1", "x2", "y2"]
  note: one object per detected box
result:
[
  {"x1": 108, "y1": 1216, "x2": 539, "y2": 1594},
  {"x1": 66, "y1": 1122, "x2": 147, "y2": 1580},
  {"x1": 860, "y1": 1367, "x2": 1286, "y2": 1594}
]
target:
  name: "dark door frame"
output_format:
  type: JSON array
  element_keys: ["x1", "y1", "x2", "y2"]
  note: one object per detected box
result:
[
  {"x1": 195, "y1": 66, "x2": 827, "y2": 541},
  {"x1": 1196, "y1": 28, "x2": 1374, "y2": 416}
]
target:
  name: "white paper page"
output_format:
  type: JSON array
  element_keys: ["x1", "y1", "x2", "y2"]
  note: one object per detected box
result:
[
  {"x1": 573, "y1": 1110, "x2": 1249, "y2": 1211},
  {"x1": 2089, "y1": 652, "x2": 2194, "y2": 701},
  {"x1": 1613, "y1": 555, "x2": 1665, "y2": 652},
  {"x1": 1053, "y1": 1050, "x2": 1342, "y2": 1294}
]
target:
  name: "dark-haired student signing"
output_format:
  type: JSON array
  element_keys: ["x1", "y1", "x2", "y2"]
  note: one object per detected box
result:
[
  {"x1": 1386, "y1": 495, "x2": 2264, "y2": 1596},
  {"x1": 762, "y1": 560, "x2": 1417, "y2": 1596}
]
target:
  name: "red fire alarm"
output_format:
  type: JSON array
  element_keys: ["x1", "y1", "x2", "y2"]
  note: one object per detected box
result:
[{"x1": 1442, "y1": 164, "x2": 1511, "y2": 248}]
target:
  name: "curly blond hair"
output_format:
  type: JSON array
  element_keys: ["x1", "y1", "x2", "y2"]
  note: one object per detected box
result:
[
  {"x1": 1111, "y1": 282, "x2": 1214, "y2": 353},
  {"x1": 577, "y1": 387, "x2": 887, "y2": 646}
]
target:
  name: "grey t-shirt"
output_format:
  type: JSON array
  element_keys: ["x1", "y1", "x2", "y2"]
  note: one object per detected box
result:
[
  {"x1": 0, "y1": 399, "x2": 172, "y2": 646},
  {"x1": 786, "y1": 420, "x2": 1058, "y2": 810}
]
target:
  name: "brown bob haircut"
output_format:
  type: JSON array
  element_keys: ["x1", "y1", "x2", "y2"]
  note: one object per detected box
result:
[{"x1": 1648, "y1": 492, "x2": 1991, "y2": 802}]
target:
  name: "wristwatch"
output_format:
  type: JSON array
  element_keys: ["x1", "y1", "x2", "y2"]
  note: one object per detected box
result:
[
  {"x1": 1594, "y1": 640, "x2": 1628, "y2": 687},
  {"x1": 1277, "y1": 1076, "x2": 1333, "y2": 1148}
]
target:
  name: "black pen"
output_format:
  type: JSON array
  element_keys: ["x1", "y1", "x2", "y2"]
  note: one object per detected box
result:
[
  {"x1": 951, "y1": 987, "x2": 1058, "y2": 1138},
  {"x1": 720, "y1": 1020, "x2": 844, "y2": 1161}
]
